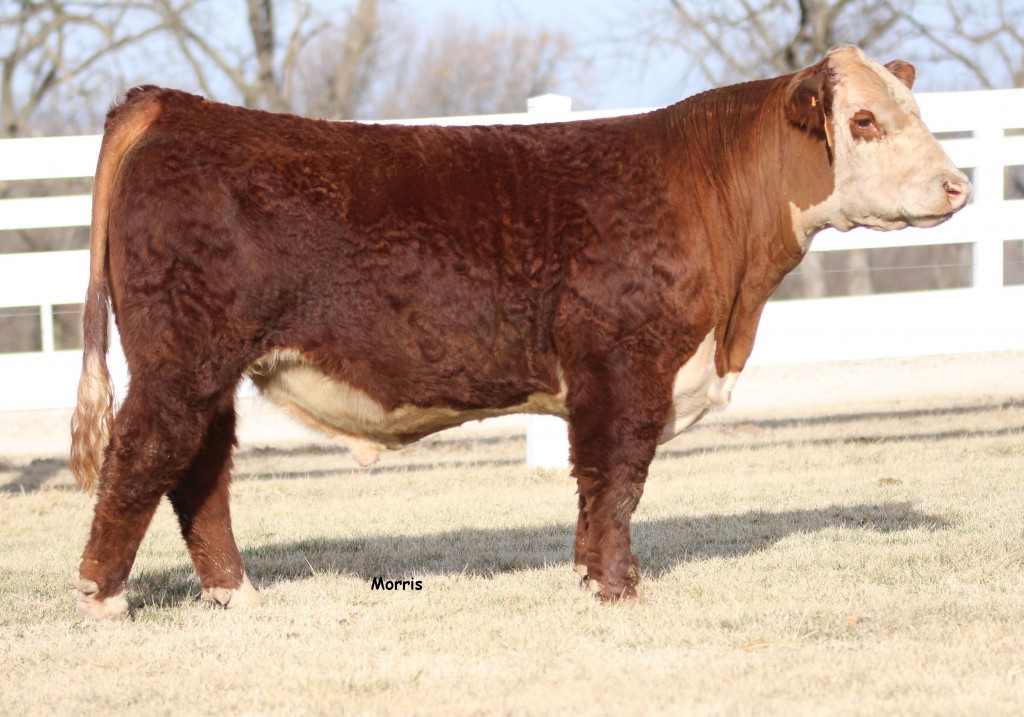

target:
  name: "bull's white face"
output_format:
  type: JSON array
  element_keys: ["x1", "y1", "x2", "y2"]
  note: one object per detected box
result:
[{"x1": 802, "y1": 45, "x2": 971, "y2": 236}]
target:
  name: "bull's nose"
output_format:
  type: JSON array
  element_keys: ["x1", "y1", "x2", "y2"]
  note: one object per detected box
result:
[{"x1": 944, "y1": 177, "x2": 972, "y2": 212}]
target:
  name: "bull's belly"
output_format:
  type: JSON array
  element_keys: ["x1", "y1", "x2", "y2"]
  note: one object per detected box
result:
[
  {"x1": 245, "y1": 349, "x2": 568, "y2": 466},
  {"x1": 246, "y1": 334, "x2": 734, "y2": 466}
]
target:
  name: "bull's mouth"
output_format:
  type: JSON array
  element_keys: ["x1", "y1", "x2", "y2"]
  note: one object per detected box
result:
[
  {"x1": 853, "y1": 216, "x2": 910, "y2": 232},
  {"x1": 905, "y1": 211, "x2": 955, "y2": 229},
  {"x1": 855, "y1": 206, "x2": 959, "y2": 231}
]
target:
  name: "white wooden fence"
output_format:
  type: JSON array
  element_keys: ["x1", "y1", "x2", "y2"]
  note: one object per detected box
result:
[{"x1": 1, "y1": 91, "x2": 1023, "y2": 466}]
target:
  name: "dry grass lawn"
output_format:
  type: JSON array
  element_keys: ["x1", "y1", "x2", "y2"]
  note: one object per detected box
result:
[{"x1": 1, "y1": 361, "x2": 1023, "y2": 715}]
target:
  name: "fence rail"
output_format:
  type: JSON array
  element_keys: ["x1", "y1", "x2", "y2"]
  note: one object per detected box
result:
[{"x1": 2, "y1": 91, "x2": 1023, "y2": 467}]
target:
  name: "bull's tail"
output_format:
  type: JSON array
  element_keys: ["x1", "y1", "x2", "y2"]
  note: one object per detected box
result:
[
  {"x1": 69, "y1": 87, "x2": 162, "y2": 494},
  {"x1": 69, "y1": 282, "x2": 114, "y2": 495}
]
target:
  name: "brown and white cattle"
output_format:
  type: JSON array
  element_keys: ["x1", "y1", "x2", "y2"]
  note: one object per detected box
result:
[{"x1": 69, "y1": 45, "x2": 970, "y2": 618}]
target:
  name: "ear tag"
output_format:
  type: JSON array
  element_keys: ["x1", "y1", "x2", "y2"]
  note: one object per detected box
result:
[{"x1": 813, "y1": 95, "x2": 835, "y2": 161}]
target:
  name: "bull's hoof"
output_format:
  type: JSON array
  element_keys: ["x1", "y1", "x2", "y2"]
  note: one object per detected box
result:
[
  {"x1": 201, "y1": 573, "x2": 261, "y2": 610},
  {"x1": 579, "y1": 574, "x2": 639, "y2": 602},
  {"x1": 577, "y1": 556, "x2": 641, "y2": 600},
  {"x1": 588, "y1": 579, "x2": 639, "y2": 602},
  {"x1": 68, "y1": 574, "x2": 130, "y2": 620}
]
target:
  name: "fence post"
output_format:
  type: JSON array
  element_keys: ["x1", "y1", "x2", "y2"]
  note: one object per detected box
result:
[
  {"x1": 525, "y1": 415, "x2": 570, "y2": 468},
  {"x1": 40, "y1": 304, "x2": 55, "y2": 353},
  {"x1": 526, "y1": 94, "x2": 572, "y2": 117},
  {"x1": 971, "y1": 127, "x2": 1005, "y2": 289},
  {"x1": 524, "y1": 94, "x2": 572, "y2": 469}
]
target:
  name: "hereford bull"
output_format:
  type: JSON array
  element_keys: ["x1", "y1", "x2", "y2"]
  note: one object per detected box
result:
[{"x1": 69, "y1": 45, "x2": 970, "y2": 618}]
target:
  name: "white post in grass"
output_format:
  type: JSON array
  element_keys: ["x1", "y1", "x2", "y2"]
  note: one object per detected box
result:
[
  {"x1": 526, "y1": 415, "x2": 570, "y2": 468},
  {"x1": 971, "y1": 126, "x2": 1005, "y2": 290}
]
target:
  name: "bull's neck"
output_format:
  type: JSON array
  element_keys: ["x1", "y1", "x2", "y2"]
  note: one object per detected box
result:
[
  {"x1": 658, "y1": 77, "x2": 835, "y2": 372},
  {"x1": 663, "y1": 76, "x2": 834, "y2": 259}
]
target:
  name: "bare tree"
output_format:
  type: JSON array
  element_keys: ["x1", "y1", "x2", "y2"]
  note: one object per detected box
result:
[
  {"x1": 246, "y1": 0, "x2": 289, "y2": 111},
  {"x1": 0, "y1": 1, "x2": 186, "y2": 138},
  {"x1": 291, "y1": 0, "x2": 386, "y2": 118},
  {"x1": 165, "y1": 0, "x2": 392, "y2": 117},
  {"x1": 901, "y1": 0, "x2": 1024, "y2": 90},
  {"x1": 321, "y1": 0, "x2": 382, "y2": 117},
  {"x1": 658, "y1": 0, "x2": 906, "y2": 87},
  {"x1": 637, "y1": 0, "x2": 915, "y2": 297},
  {"x1": 0, "y1": 0, "x2": 388, "y2": 132},
  {"x1": 158, "y1": 0, "x2": 365, "y2": 113},
  {"x1": 367, "y1": 18, "x2": 590, "y2": 119}
]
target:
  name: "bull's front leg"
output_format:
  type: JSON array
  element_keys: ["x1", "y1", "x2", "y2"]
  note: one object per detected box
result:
[
  {"x1": 567, "y1": 354, "x2": 673, "y2": 600},
  {"x1": 573, "y1": 494, "x2": 590, "y2": 579}
]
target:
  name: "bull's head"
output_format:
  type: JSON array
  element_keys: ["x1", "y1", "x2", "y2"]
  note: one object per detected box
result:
[{"x1": 787, "y1": 45, "x2": 971, "y2": 234}]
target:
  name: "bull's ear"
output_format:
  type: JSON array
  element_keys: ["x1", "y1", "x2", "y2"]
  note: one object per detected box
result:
[
  {"x1": 786, "y1": 64, "x2": 834, "y2": 161},
  {"x1": 885, "y1": 60, "x2": 915, "y2": 89},
  {"x1": 786, "y1": 66, "x2": 831, "y2": 136}
]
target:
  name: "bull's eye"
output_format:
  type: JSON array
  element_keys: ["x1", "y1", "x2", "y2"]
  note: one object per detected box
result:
[{"x1": 850, "y1": 110, "x2": 882, "y2": 140}]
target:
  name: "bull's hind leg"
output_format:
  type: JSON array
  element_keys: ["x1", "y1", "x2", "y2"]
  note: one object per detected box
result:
[
  {"x1": 74, "y1": 382, "x2": 219, "y2": 619},
  {"x1": 567, "y1": 353, "x2": 673, "y2": 601},
  {"x1": 168, "y1": 393, "x2": 259, "y2": 610}
]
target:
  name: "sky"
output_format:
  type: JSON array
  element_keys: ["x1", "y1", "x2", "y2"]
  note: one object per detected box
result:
[
  {"x1": 78, "y1": 0, "x2": 1015, "y2": 127},
  {"x1": 117, "y1": 0, "x2": 684, "y2": 118},
  {"x1": 399, "y1": 0, "x2": 1018, "y2": 107},
  {"x1": 402, "y1": 0, "x2": 690, "y2": 110}
]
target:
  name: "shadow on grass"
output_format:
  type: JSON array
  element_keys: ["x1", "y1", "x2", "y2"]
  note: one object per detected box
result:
[
  {"x1": 658, "y1": 421, "x2": 1024, "y2": 462},
  {"x1": 701, "y1": 398, "x2": 1024, "y2": 434},
  {"x1": 7, "y1": 399, "x2": 1022, "y2": 493},
  {"x1": 0, "y1": 457, "x2": 67, "y2": 494},
  {"x1": 131, "y1": 500, "x2": 949, "y2": 610}
]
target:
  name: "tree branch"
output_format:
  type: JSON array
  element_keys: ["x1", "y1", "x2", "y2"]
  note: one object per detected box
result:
[{"x1": 902, "y1": 9, "x2": 998, "y2": 89}]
